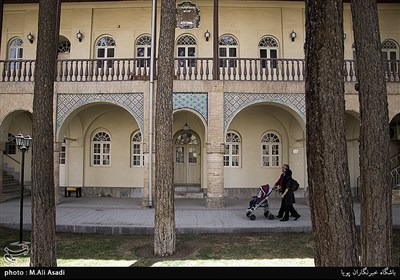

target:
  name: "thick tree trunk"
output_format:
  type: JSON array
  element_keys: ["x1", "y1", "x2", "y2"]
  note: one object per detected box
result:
[
  {"x1": 351, "y1": 0, "x2": 392, "y2": 266},
  {"x1": 30, "y1": 0, "x2": 59, "y2": 267},
  {"x1": 153, "y1": 0, "x2": 176, "y2": 257},
  {"x1": 305, "y1": 0, "x2": 359, "y2": 266}
]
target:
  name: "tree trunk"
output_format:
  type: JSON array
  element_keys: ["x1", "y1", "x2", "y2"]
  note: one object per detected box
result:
[
  {"x1": 351, "y1": 0, "x2": 392, "y2": 266},
  {"x1": 153, "y1": 0, "x2": 176, "y2": 257},
  {"x1": 30, "y1": 0, "x2": 59, "y2": 267},
  {"x1": 305, "y1": 0, "x2": 359, "y2": 266}
]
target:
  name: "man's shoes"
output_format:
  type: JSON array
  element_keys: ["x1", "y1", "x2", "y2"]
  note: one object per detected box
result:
[
  {"x1": 276, "y1": 215, "x2": 283, "y2": 219},
  {"x1": 294, "y1": 215, "x2": 301, "y2": 221},
  {"x1": 280, "y1": 218, "x2": 289, "y2": 222}
]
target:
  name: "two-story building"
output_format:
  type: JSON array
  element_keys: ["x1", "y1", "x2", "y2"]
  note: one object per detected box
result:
[{"x1": 0, "y1": 0, "x2": 399, "y2": 207}]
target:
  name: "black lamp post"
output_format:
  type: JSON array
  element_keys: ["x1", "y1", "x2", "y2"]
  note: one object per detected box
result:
[{"x1": 11, "y1": 132, "x2": 32, "y2": 246}]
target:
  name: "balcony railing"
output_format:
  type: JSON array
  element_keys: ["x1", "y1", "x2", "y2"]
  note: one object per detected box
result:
[{"x1": 0, "y1": 58, "x2": 398, "y2": 83}]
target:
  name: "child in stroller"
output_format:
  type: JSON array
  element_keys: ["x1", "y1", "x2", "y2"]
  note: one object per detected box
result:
[{"x1": 246, "y1": 184, "x2": 275, "y2": 220}]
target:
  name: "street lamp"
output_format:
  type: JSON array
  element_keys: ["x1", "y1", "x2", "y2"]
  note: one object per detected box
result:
[{"x1": 10, "y1": 133, "x2": 32, "y2": 246}]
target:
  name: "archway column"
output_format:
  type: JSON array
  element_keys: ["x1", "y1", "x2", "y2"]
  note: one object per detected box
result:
[
  {"x1": 205, "y1": 83, "x2": 225, "y2": 208},
  {"x1": 205, "y1": 142, "x2": 225, "y2": 207}
]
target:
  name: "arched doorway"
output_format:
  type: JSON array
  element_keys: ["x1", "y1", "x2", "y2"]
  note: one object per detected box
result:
[{"x1": 174, "y1": 130, "x2": 201, "y2": 185}]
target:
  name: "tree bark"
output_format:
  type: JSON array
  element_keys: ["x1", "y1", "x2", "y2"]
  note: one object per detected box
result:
[
  {"x1": 30, "y1": 0, "x2": 59, "y2": 267},
  {"x1": 305, "y1": 0, "x2": 359, "y2": 266},
  {"x1": 153, "y1": 0, "x2": 176, "y2": 257},
  {"x1": 351, "y1": 0, "x2": 392, "y2": 266}
]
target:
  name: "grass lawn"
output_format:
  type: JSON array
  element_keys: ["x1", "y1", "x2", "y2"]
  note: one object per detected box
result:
[{"x1": 1, "y1": 227, "x2": 399, "y2": 267}]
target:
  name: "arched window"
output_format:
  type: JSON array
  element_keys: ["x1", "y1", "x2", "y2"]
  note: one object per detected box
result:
[
  {"x1": 95, "y1": 36, "x2": 116, "y2": 69},
  {"x1": 382, "y1": 39, "x2": 399, "y2": 74},
  {"x1": 58, "y1": 36, "x2": 71, "y2": 54},
  {"x1": 92, "y1": 131, "x2": 111, "y2": 166},
  {"x1": 177, "y1": 34, "x2": 197, "y2": 67},
  {"x1": 136, "y1": 34, "x2": 151, "y2": 67},
  {"x1": 131, "y1": 131, "x2": 143, "y2": 167},
  {"x1": 224, "y1": 131, "x2": 241, "y2": 167},
  {"x1": 259, "y1": 36, "x2": 279, "y2": 68},
  {"x1": 219, "y1": 34, "x2": 238, "y2": 67},
  {"x1": 8, "y1": 38, "x2": 23, "y2": 72},
  {"x1": 5, "y1": 133, "x2": 16, "y2": 155},
  {"x1": 261, "y1": 132, "x2": 281, "y2": 167}
]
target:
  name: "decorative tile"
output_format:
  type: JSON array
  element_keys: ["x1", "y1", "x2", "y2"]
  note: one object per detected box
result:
[
  {"x1": 56, "y1": 93, "x2": 144, "y2": 132},
  {"x1": 224, "y1": 93, "x2": 305, "y2": 132},
  {"x1": 173, "y1": 92, "x2": 208, "y2": 124}
]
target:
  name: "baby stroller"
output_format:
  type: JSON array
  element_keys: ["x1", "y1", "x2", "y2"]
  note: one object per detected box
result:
[{"x1": 246, "y1": 184, "x2": 275, "y2": 220}]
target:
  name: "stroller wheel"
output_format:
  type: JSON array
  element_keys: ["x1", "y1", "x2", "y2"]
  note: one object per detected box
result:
[
  {"x1": 246, "y1": 212, "x2": 251, "y2": 217},
  {"x1": 264, "y1": 210, "x2": 270, "y2": 218},
  {"x1": 250, "y1": 214, "x2": 256, "y2": 220}
]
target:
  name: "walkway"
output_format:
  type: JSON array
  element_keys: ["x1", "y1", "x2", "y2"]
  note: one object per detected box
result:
[{"x1": 0, "y1": 196, "x2": 399, "y2": 234}]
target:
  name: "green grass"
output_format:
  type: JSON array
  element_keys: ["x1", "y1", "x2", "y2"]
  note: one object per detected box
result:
[{"x1": 0, "y1": 227, "x2": 399, "y2": 267}]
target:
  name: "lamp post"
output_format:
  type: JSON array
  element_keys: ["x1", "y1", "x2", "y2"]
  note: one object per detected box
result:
[{"x1": 11, "y1": 133, "x2": 32, "y2": 246}]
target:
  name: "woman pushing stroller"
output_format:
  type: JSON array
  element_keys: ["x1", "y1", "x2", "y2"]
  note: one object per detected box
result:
[{"x1": 273, "y1": 164, "x2": 301, "y2": 221}]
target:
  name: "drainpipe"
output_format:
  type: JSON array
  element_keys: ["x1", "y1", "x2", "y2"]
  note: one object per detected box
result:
[{"x1": 148, "y1": 0, "x2": 157, "y2": 208}]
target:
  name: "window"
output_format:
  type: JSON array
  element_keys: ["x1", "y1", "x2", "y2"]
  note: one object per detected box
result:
[
  {"x1": 131, "y1": 131, "x2": 144, "y2": 167},
  {"x1": 259, "y1": 36, "x2": 278, "y2": 69},
  {"x1": 92, "y1": 131, "x2": 111, "y2": 166},
  {"x1": 261, "y1": 132, "x2": 281, "y2": 167},
  {"x1": 5, "y1": 133, "x2": 16, "y2": 155},
  {"x1": 382, "y1": 39, "x2": 399, "y2": 74},
  {"x1": 219, "y1": 34, "x2": 238, "y2": 67},
  {"x1": 59, "y1": 140, "x2": 66, "y2": 165},
  {"x1": 177, "y1": 34, "x2": 197, "y2": 67},
  {"x1": 96, "y1": 36, "x2": 116, "y2": 69},
  {"x1": 136, "y1": 34, "x2": 151, "y2": 68},
  {"x1": 8, "y1": 38, "x2": 23, "y2": 72},
  {"x1": 224, "y1": 131, "x2": 241, "y2": 167},
  {"x1": 58, "y1": 37, "x2": 71, "y2": 54}
]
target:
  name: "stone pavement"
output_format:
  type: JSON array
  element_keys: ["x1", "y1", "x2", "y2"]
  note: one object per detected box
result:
[{"x1": 0, "y1": 196, "x2": 399, "y2": 234}]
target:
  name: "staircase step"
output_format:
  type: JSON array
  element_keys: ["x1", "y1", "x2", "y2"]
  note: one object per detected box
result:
[
  {"x1": 2, "y1": 169, "x2": 29, "y2": 202},
  {"x1": 174, "y1": 185, "x2": 203, "y2": 199}
]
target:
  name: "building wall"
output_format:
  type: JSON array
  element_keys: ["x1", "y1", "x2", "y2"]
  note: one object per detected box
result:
[{"x1": 0, "y1": 1, "x2": 399, "y2": 203}]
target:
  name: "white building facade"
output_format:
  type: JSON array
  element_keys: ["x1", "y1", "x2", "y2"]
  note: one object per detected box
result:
[{"x1": 0, "y1": 0, "x2": 399, "y2": 207}]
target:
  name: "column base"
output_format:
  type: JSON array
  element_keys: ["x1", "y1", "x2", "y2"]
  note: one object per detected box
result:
[{"x1": 206, "y1": 196, "x2": 225, "y2": 208}]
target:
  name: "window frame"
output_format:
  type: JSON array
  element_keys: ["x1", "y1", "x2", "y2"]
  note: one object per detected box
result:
[
  {"x1": 224, "y1": 131, "x2": 241, "y2": 168},
  {"x1": 131, "y1": 130, "x2": 144, "y2": 167},
  {"x1": 259, "y1": 36, "x2": 279, "y2": 69},
  {"x1": 219, "y1": 34, "x2": 238, "y2": 68},
  {"x1": 260, "y1": 131, "x2": 281, "y2": 168},
  {"x1": 95, "y1": 35, "x2": 116, "y2": 69},
  {"x1": 176, "y1": 34, "x2": 197, "y2": 67},
  {"x1": 91, "y1": 131, "x2": 112, "y2": 167}
]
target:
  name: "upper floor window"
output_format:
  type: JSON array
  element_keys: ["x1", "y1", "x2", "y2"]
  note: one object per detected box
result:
[
  {"x1": 92, "y1": 131, "x2": 111, "y2": 166},
  {"x1": 136, "y1": 34, "x2": 151, "y2": 68},
  {"x1": 382, "y1": 39, "x2": 398, "y2": 74},
  {"x1": 96, "y1": 36, "x2": 116, "y2": 69},
  {"x1": 5, "y1": 133, "x2": 16, "y2": 155},
  {"x1": 58, "y1": 36, "x2": 71, "y2": 54},
  {"x1": 259, "y1": 36, "x2": 279, "y2": 69},
  {"x1": 219, "y1": 34, "x2": 238, "y2": 67},
  {"x1": 131, "y1": 131, "x2": 144, "y2": 167},
  {"x1": 261, "y1": 132, "x2": 281, "y2": 167},
  {"x1": 8, "y1": 38, "x2": 23, "y2": 71},
  {"x1": 224, "y1": 131, "x2": 241, "y2": 167},
  {"x1": 177, "y1": 34, "x2": 197, "y2": 67}
]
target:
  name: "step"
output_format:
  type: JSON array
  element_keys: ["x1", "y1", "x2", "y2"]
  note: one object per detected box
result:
[{"x1": 174, "y1": 185, "x2": 204, "y2": 199}]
